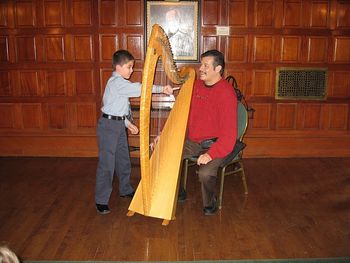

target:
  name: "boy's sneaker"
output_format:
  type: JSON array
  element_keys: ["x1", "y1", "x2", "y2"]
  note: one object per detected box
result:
[{"x1": 96, "y1": 204, "x2": 110, "y2": 214}]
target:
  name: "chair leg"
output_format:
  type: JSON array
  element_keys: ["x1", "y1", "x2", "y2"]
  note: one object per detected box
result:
[
  {"x1": 218, "y1": 167, "x2": 226, "y2": 209},
  {"x1": 182, "y1": 159, "x2": 189, "y2": 191},
  {"x1": 240, "y1": 162, "x2": 248, "y2": 194}
]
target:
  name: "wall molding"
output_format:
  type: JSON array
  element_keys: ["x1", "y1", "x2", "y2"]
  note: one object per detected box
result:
[{"x1": 1, "y1": 134, "x2": 349, "y2": 158}]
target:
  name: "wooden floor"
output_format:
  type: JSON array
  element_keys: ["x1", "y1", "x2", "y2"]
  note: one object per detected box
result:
[{"x1": 0, "y1": 157, "x2": 349, "y2": 261}]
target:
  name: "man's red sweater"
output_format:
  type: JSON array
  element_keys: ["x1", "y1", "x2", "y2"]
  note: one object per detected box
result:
[{"x1": 187, "y1": 78, "x2": 238, "y2": 159}]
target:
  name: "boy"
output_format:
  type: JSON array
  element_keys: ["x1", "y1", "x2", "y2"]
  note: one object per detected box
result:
[{"x1": 95, "y1": 50, "x2": 173, "y2": 214}]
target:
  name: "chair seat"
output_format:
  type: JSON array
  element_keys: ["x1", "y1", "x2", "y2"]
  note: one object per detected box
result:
[{"x1": 188, "y1": 157, "x2": 198, "y2": 162}]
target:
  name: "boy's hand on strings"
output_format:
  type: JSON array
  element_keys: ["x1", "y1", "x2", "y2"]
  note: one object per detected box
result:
[
  {"x1": 150, "y1": 135, "x2": 160, "y2": 151},
  {"x1": 127, "y1": 122, "x2": 139, "y2": 135},
  {"x1": 162, "y1": 85, "x2": 173, "y2": 95}
]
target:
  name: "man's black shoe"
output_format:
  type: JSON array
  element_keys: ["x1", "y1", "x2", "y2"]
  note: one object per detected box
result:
[
  {"x1": 96, "y1": 204, "x2": 110, "y2": 215},
  {"x1": 120, "y1": 191, "x2": 135, "y2": 198},
  {"x1": 178, "y1": 188, "x2": 187, "y2": 202},
  {"x1": 203, "y1": 198, "x2": 217, "y2": 216}
]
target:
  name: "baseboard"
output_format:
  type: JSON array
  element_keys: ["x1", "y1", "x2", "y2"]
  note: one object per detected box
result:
[
  {"x1": 244, "y1": 135, "x2": 350, "y2": 157},
  {"x1": 0, "y1": 135, "x2": 98, "y2": 157},
  {"x1": 0, "y1": 134, "x2": 349, "y2": 158}
]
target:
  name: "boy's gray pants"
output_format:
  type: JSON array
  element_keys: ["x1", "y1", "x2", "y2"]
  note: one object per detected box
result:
[{"x1": 95, "y1": 117, "x2": 134, "y2": 205}]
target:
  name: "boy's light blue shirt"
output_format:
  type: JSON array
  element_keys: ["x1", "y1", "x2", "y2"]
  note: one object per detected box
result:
[{"x1": 101, "y1": 71, "x2": 162, "y2": 127}]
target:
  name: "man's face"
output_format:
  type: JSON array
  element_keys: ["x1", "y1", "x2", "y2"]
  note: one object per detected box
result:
[
  {"x1": 116, "y1": 60, "x2": 134, "y2": 80},
  {"x1": 199, "y1": 56, "x2": 221, "y2": 84}
]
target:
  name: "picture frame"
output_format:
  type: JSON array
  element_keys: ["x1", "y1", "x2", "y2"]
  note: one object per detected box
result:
[{"x1": 146, "y1": 1, "x2": 199, "y2": 62}]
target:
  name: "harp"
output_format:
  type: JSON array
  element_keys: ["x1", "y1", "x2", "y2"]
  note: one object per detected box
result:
[{"x1": 127, "y1": 24, "x2": 195, "y2": 225}]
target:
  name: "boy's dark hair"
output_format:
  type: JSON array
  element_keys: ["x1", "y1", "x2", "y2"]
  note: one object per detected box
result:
[
  {"x1": 201, "y1": 50, "x2": 225, "y2": 76},
  {"x1": 112, "y1": 50, "x2": 134, "y2": 68}
]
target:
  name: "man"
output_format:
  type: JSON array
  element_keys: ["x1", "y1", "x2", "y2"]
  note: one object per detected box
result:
[{"x1": 179, "y1": 50, "x2": 237, "y2": 215}]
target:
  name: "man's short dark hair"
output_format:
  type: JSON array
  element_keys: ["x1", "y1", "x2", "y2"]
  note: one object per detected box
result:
[
  {"x1": 112, "y1": 50, "x2": 134, "y2": 68},
  {"x1": 201, "y1": 50, "x2": 225, "y2": 75}
]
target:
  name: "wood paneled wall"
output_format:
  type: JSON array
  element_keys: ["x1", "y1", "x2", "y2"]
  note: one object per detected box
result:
[{"x1": 0, "y1": 0, "x2": 349, "y2": 157}]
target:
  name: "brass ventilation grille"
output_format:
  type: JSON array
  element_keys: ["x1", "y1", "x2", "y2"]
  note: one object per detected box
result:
[{"x1": 276, "y1": 68, "x2": 327, "y2": 100}]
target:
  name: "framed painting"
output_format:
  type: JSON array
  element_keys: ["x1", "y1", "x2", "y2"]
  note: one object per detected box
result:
[{"x1": 146, "y1": 1, "x2": 199, "y2": 61}]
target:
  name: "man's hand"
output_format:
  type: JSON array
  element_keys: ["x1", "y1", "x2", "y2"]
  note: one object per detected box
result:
[
  {"x1": 150, "y1": 135, "x2": 160, "y2": 151},
  {"x1": 127, "y1": 123, "x2": 139, "y2": 135},
  {"x1": 197, "y1": 153, "x2": 212, "y2": 165},
  {"x1": 162, "y1": 85, "x2": 173, "y2": 95}
]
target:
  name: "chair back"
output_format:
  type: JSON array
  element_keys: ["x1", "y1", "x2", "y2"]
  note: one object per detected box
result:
[
  {"x1": 237, "y1": 101, "x2": 248, "y2": 141},
  {"x1": 218, "y1": 101, "x2": 247, "y2": 168}
]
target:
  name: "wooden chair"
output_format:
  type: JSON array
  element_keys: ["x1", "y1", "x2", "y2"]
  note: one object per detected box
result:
[{"x1": 182, "y1": 101, "x2": 249, "y2": 209}]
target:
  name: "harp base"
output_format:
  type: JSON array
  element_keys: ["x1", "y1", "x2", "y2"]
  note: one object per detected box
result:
[
  {"x1": 126, "y1": 210, "x2": 135, "y2": 217},
  {"x1": 162, "y1": 219, "x2": 170, "y2": 226},
  {"x1": 127, "y1": 208, "x2": 176, "y2": 226}
]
